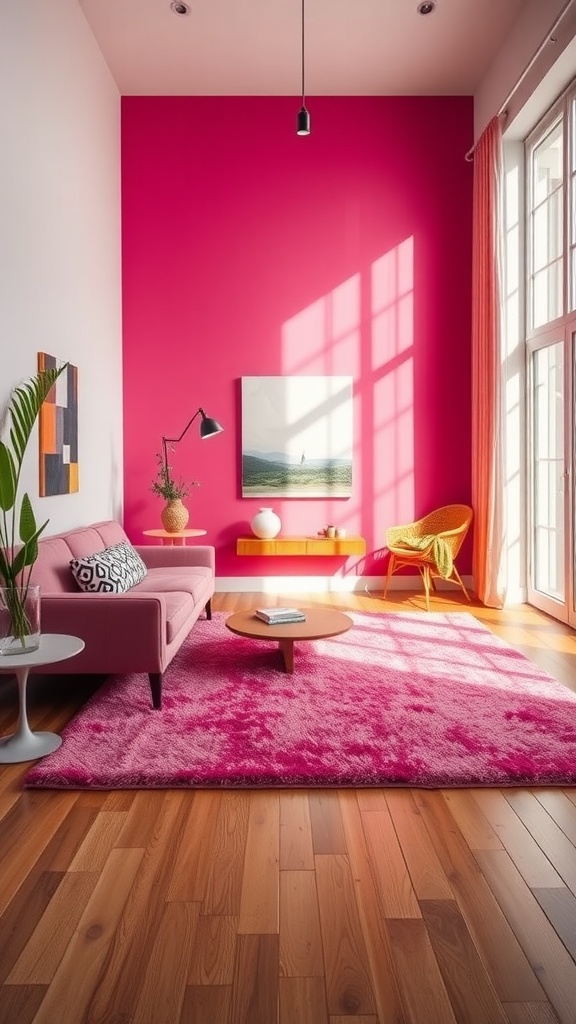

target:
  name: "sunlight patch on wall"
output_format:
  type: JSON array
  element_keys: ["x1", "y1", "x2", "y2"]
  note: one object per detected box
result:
[
  {"x1": 281, "y1": 274, "x2": 361, "y2": 377},
  {"x1": 372, "y1": 239, "x2": 414, "y2": 363},
  {"x1": 375, "y1": 358, "x2": 414, "y2": 510},
  {"x1": 279, "y1": 275, "x2": 362, "y2": 534},
  {"x1": 277, "y1": 242, "x2": 416, "y2": 545},
  {"x1": 330, "y1": 275, "x2": 362, "y2": 373},
  {"x1": 371, "y1": 238, "x2": 415, "y2": 535}
]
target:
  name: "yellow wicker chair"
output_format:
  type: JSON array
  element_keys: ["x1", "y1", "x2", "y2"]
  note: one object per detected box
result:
[{"x1": 383, "y1": 504, "x2": 473, "y2": 610}]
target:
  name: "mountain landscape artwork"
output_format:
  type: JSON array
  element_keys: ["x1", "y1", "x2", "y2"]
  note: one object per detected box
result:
[{"x1": 241, "y1": 376, "x2": 353, "y2": 497}]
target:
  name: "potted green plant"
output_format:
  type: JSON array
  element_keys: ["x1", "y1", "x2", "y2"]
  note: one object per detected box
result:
[
  {"x1": 151, "y1": 450, "x2": 198, "y2": 532},
  {"x1": 0, "y1": 365, "x2": 67, "y2": 653}
]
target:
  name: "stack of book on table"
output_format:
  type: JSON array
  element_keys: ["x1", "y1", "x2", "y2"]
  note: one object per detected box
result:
[{"x1": 254, "y1": 607, "x2": 306, "y2": 624}]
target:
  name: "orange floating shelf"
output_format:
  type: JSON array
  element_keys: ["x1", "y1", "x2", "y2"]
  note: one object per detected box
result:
[{"x1": 236, "y1": 535, "x2": 366, "y2": 556}]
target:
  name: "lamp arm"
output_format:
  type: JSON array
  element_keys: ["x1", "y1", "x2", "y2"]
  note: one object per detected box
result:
[{"x1": 162, "y1": 408, "x2": 204, "y2": 473}]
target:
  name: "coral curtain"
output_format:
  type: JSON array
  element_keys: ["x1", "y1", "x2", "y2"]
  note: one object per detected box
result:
[{"x1": 471, "y1": 116, "x2": 506, "y2": 608}]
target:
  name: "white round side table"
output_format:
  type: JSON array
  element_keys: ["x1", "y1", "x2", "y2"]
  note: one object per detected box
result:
[{"x1": 0, "y1": 633, "x2": 85, "y2": 763}]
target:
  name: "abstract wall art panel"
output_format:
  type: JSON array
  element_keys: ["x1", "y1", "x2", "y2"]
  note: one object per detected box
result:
[
  {"x1": 241, "y1": 376, "x2": 353, "y2": 498},
  {"x1": 38, "y1": 352, "x2": 79, "y2": 496}
]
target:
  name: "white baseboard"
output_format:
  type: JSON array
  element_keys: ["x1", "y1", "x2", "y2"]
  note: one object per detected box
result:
[{"x1": 215, "y1": 575, "x2": 474, "y2": 594}]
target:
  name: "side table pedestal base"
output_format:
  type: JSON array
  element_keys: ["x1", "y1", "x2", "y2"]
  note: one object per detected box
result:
[
  {"x1": 0, "y1": 634, "x2": 85, "y2": 764},
  {"x1": 0, "y1": 730, "x2": 62, "y2": 764}
]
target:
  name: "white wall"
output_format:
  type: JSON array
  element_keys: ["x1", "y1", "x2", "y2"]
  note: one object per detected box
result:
[{"x1": 0, "y1": 0, "x2": 123, "y2": 536}]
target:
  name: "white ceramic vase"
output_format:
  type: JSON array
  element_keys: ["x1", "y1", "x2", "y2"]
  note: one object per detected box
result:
[{"x1": 250, "y1": 507, "x2": 281, "y2": 539}]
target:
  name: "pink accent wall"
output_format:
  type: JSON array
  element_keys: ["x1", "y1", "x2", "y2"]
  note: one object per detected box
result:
[{"x1": 121, "y1": 96, "x2": 473, "y2": 578}]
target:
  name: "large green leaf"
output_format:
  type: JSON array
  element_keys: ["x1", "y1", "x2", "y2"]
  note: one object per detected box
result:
[
  {"x1": 9, "y1": 544, "x2": 27, "y2": 585},
  {"x1": 9, "y1": 367, "x2": 64, "y2": 468},
  {"x1": 0, "y1": 546, "x2": 12, "y2": 583},
  {"x1": 10, "y1": 386, "x2": 39, "y2": 464},
  {"x1": 9, "y1": 521, "x2": 48, "y2": 580},
  {"x1": 19, "y1": 492, "x2": 37, "y2": 543},
  {"x1": 18, "y1": 534, "x2": 47, "y2": 573},
  {"x1": 19, "y1": 497, "x2": 48, "y2": 568},
  {"x1": 0, "y1": 442, "x2": 16, "y2": 512}
]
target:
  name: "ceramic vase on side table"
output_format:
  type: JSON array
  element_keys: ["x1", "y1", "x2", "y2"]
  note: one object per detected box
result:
[
  {"x1": 251, "y1": 507, "x2": 281, "y2": 539},
  {"x1": 161, "y1": 499, "x2": 190, "y2": 533}
]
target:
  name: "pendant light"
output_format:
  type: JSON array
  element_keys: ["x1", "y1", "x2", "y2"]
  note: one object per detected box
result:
[{"x1": 296, "y1": 0, "x2": 310, "y2": 135}]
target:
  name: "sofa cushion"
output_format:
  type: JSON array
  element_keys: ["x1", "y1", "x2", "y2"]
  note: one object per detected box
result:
[
  {"x1": 29, "y1": 537, "x2": 77, "y2": 592},
  {"x1": 132, "y1": 566, "x2": 212, "y2": 607},
  {"x1": 162, "y1": 592, "x2": 196, "y2": 643},
  {"x1": 70, "y1": 541, "x2": 148, "y2": 594},
  {"x1": 64, "y1": 522, "x2": 130, "y2": 560}
]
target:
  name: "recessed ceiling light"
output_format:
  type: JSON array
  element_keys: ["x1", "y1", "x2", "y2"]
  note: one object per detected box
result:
[
  {"x1": 170, "y1": 1, "x2": 190, "y2": 14},
  {"x1": 417, "y1": 1, "x2": 437, "y2": 13}
]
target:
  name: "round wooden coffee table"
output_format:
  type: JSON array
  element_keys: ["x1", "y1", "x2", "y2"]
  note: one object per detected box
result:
[{"x1": 225, "y1": 608, "x2": 352, "y2": 674}]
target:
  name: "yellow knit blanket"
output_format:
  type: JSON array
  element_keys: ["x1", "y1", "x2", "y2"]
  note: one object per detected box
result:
[{"x1": 394, "y1": 533, "x2": 453, "y2": 579}]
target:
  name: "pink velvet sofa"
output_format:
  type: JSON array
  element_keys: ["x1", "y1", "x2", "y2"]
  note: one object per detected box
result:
[{"x1": 28, "y1": 520, "x2": 215, "y2": 709}]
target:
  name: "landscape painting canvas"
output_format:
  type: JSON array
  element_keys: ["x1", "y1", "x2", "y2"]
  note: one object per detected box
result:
[
  {"x1": 38, "y1": 352, "x2": 79, "y2": 496},
  {"x1": 241, "y1": 376, "x2": 353, "y2": 497}
]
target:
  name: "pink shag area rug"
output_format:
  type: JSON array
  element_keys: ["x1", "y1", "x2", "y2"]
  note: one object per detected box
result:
[{"x1": 24, "y1": 611, "x2": 576, "y2": 790}]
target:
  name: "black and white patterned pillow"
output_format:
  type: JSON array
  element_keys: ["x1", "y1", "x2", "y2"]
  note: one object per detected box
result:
[{"x1": 70, "y1": 541, "x2": 147, "y2": 593}]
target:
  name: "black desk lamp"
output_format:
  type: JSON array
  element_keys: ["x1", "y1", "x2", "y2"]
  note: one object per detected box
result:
[{"x1": 162, "y1": 407, "x2": 223, "y2": 475}]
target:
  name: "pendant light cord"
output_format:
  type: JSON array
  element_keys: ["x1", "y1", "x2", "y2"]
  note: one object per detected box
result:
[{"x1": 295, "y1": 0, "x2": 310, "y2": 133}]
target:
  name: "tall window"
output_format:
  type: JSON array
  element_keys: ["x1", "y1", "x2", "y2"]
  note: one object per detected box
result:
[
  {"x1": 528, "y1": 117, "x2": 563, "y2": 330},
  {"x1": 525, "y1": 83, "x2": 576, "y2": 625}
]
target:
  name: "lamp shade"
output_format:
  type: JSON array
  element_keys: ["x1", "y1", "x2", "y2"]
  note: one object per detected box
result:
[
  {"x1": 297, "y1": 106, "x2": 310, "y2": 136},
  {"x1": 199, "y1": 413, "x2": 224, "y2": 439}
]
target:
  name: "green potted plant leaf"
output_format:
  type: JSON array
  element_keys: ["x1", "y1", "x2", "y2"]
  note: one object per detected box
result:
[{"x1": 0, "y1": 365, "x2": 67, "y2": 653}]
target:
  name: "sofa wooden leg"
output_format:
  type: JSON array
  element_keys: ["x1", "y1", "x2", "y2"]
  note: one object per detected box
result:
[
  {"x1": 205, "y1": 598, "x2": 212, "y2": 620},
  {"x1": 149, "y1": 673, "x2": 162, "y2": 709}
]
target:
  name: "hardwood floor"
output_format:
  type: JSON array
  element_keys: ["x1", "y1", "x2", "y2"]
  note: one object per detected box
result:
[{"x1": 1, "y1": 589, "x2": 576, "y2": 1024}]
